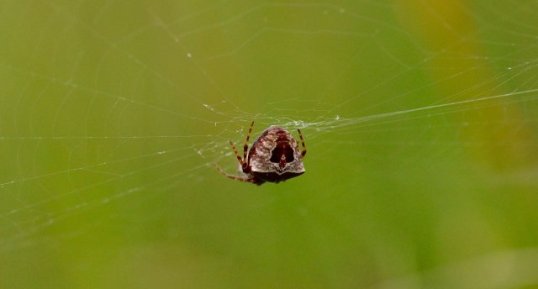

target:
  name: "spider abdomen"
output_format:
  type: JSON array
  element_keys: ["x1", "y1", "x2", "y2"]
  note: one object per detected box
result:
[
  {"x1": 248, "y1": 127, "x2": 305, "y2": 178},
  {"x1": 251, "y1": 171, "x2": 304, "y2": 184}
]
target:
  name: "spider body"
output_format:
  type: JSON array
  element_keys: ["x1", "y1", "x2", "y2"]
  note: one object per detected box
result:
[{"x1": 220, "y1": 122, "x2": 306, "y2": 185}]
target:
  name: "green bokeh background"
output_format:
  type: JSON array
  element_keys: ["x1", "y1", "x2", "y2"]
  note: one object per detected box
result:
[{"x1": 1, "y1": 1, "x2": 538, "y2": 289}]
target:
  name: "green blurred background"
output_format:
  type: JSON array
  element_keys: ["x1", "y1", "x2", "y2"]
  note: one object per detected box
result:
[{"x1": 1, "y1": 1, "x2": 538, "y2": 288}]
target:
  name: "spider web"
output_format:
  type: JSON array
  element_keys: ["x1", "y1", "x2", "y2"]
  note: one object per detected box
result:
[{"x1": 1, "y1": 1, "x2": 538, "y2": 288}]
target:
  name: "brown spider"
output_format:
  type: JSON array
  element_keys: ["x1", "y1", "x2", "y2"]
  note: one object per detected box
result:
[{"x1": 219, "y1": 121, "x2": 306, "y2": 185}]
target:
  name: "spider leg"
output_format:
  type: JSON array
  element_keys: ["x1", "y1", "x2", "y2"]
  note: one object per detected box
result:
[
  {"x1": 215, "y1": 165, "x2": 256, "y2": 184},
  {"x1": 297, "y1": 128, "x2": 307, "y2": 158},
  {"x1": 229, "y1": 140, "x2": 243, "y2": 166},
  {"x1": 243, "y1": 121, "x2": 254, "y2": 160}
]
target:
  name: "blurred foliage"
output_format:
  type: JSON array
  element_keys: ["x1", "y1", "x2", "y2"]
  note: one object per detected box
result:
[{"x1": 1, "y1": 1, "x2": 537, "y2": 289}]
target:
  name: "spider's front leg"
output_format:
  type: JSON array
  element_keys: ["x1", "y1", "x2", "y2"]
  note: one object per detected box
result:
[
  {"x1": 243, "y1": 121, "x2": 254, "y2": 160},
  {"x1": 230, "y1": 121, "x2": 255, "y2": 173},
  {"x1": 229, "y1": 140, "x2": 251, "y2": 172},
  {"x1": 229, "y1": 140, "x2": 244, "y2": 166}
]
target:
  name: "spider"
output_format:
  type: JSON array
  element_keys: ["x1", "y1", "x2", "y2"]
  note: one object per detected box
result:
[{"x1": 219, "y1": 121, "x2": 307, "y2": 185}]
